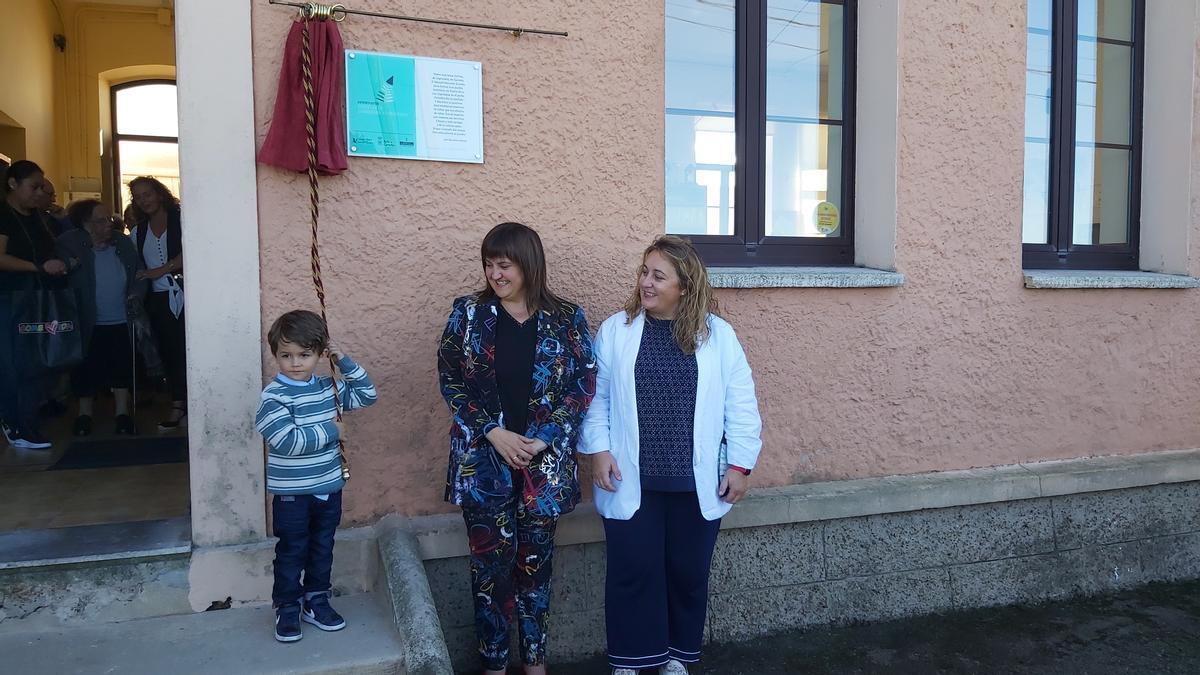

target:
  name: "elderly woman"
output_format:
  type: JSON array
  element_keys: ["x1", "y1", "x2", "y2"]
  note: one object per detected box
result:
[
  {"x1": 57, "y1": 199, "x2": 142, "y2": 436},
  {"x1": 438, "y1": 222, "x2": 596, "y2": 674},
  {"x1": 127, "y1": 176, "x2": 186, "y2": 430},
  {"x1": 581, "y1": 235, "x2": 762, "y2": 675},
  {"x1": 0, "y1": 160, "x2": 68, "y2": 449}
]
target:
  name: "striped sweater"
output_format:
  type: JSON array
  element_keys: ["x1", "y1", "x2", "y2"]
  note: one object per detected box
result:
[{"x1": 255, "y1": 355, "x2": 378, "y2": 495}]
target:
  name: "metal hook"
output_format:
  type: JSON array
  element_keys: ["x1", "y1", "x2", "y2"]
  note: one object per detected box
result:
[
  {"x1": 268, "y1": 0, "x2": 566, "y2": 36},
  {"x1": 302, "y1": 2, "x2": 346, "y2": 22}
]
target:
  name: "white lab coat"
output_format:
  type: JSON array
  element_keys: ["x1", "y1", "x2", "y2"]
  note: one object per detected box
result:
[{"x1": 580, "y1": 310, "x2": 762, "y2": 520}]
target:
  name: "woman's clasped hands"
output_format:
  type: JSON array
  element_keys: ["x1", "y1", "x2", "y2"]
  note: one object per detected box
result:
[{"x1": 486, "y1": 427, "x2": 547, "y2": 470}]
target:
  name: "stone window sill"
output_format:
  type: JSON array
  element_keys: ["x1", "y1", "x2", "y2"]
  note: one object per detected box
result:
[
  {"x1": 708, "y1": 266, "x2": 904, "y2": 289},
  {"x1": 1023, "y1": 270, "x2": 1200, "y2": 289}
]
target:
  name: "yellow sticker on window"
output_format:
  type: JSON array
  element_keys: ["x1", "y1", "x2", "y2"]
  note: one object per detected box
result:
[{"x1": 815, "y1": 201, "x2": 840, "y2": 235}]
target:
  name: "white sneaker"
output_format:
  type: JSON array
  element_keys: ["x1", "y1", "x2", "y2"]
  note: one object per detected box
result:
[
  {"x1": 9, "y1": 431, "x2": 52, "y2": 450},
  {"x1": 660, "y1": 660, "x2": 689, "y2": 675}
]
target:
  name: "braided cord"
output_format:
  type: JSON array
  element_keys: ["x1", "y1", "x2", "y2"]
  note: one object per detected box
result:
[{"x1": 301, "y1": 18, "x2": 349, "y2": 480}]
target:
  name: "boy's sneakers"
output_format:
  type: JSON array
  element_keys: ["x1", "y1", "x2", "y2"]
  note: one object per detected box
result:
[
  {"x1": 274, "y1": 604, "x2": 303, "y2": 643},
  {"x1": 8, "y1": 427, "x2": 52, "y2": 450},
  {"x1": 302, "y1": 593, "x2": 346, "y2": 631}
]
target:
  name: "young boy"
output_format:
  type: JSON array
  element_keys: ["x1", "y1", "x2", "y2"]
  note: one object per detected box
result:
[{"x1": 255, "y1": 310, "x2": 378, "y2": 643}]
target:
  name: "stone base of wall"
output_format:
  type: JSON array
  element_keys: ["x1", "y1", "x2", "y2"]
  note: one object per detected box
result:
[{"x1": 423, "y1": 477, "x2": 1200, "y2": 670}]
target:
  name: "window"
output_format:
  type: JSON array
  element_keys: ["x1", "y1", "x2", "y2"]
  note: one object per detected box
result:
[
  {"x1": 665, "y1": 0, "x2": 856, "y2": 266},
  {"x1": 112, "y1": 80, "x2": 180, "y2": 211},
  {"x1": 1022, "y1": 0, "x2": 1143, "y2": 270}
]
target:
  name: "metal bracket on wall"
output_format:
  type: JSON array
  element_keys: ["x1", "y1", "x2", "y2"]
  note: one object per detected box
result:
[{"x1": 266, "y1": 0, "x2": 568, "y2": 38}]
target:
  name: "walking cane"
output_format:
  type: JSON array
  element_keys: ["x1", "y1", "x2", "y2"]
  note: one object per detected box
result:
[{"x1": 128, "y1": 320, "x2": 138, "y2": 435}]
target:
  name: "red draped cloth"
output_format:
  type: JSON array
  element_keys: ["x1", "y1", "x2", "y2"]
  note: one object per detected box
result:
[{"x1": 258, "y1": 20, "x2": 349, "y2": 175}]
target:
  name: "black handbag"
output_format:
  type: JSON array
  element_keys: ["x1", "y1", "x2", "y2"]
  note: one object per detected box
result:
[
  {"x1": 3, "y1": 204, "x2": 84, "y2": 375},
  {"x1": 13, "y1": 284, "x2": 84, "y2": 375}
]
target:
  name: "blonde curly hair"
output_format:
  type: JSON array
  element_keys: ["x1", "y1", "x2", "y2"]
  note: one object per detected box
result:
[{"x1": 623, "y1": 235, "x2": 719, "y2": 354}]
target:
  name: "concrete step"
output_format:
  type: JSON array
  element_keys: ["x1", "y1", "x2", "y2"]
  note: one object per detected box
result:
[
  {"x1": 2, "y1": 592, "x2": 405, "y2": 674},
  {"x1": 0, "y1": 517, "x2": 191, "y2": 569}
]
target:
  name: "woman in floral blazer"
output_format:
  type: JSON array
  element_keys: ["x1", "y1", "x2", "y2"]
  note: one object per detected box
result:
[{"x1": 437, "y1": 222, "x2": 595, "y2": 675}]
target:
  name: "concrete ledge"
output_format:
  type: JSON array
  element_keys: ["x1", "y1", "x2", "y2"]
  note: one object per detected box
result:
[
  {"x1": 0, "y1": 555, "x2": 193, "y2": 634},
  {"x1": 400, "y1": 448, "x2": 1200, "y2": 559},
  {"x1": 377, "y1": 518, "x2": 455, "y2": 675},
  {"x1": 186, "y1": 527, "x2": 380, "y2": 612},
  {"x1": 1023, "y1": 269, "x2": 1200, "y2": 289},
  {"x1": 708, "y1": 266, "x2": 905, "y2": 289}
]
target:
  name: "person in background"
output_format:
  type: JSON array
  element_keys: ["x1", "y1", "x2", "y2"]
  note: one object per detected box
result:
[
  {"x1": 127, "y1": 176, "x2": 186, "y2": 430},
  {"x1": 37, "y1": 178, "x2": 71, "y2": 235},
  {"x1": 58, "y1": 199, "x2": 142, "y2": 436},
  {"x1": 0, "y1": 160, "x2": 68, "y2": 449},
  {"x1": 34, "y1": 177, "x2": 74, "y2": 417},
  {"x1": 438, "y1": 222, "x2": 596, "y2": 674},
  {"x1": 581, "y1": 235, "x2": 762, "y2": 675},
  {"x1": 121, "y1": 204, "x2": 137, "y2": 235}
]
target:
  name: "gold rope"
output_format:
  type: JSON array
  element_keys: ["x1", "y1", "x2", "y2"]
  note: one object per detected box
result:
[{"x1": 301, "y1": 17, "x2": 351, "y2": 482}]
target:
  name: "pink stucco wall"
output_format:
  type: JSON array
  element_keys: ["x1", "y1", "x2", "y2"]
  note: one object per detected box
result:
[{"x1": 251, "y1": 0, "x2": 1200, "y2": 524}]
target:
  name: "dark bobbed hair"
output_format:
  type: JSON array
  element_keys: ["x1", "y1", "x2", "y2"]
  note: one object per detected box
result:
[
  {"x1": 67, "y1": 199, "x2": 105, "y2": 229},
  {"x1": 4, "y1": 160, "x2": 43, "y2": 195},
  {"x1": 127, "y1": 176, "x2": 180, "y2": 226},
  {"x1": 477, "y1": 222, "x2": 562, "y2": 315},
  {"x1": 267, "y1": 310, "x2": 329, "y2": 355}
]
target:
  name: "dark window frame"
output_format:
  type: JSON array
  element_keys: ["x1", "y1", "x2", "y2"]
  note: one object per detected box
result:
[
  {"x1": 110, "y1": 79, "x2": 179, "y2": 213},
  {"x1": 1024, "y1": 0, "x2": 1144, "y2": 270},
  {"x1": 680, "y1": 0, "x2": 858, "y2": 267}
]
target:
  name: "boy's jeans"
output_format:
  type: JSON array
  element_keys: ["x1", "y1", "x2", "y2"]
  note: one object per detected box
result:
[{"x1": 272, "y1": 491, "x2": 342, "y2": 607}]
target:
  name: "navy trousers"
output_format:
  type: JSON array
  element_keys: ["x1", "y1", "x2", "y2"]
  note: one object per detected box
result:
[
  {"x1": 602, "y1": 491, "x2": 722, "y2": 670},
  {"x1": 272, "y1": 491, "x2": 342, "y2": 607}
]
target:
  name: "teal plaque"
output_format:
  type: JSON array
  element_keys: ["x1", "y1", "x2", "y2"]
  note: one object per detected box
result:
[{"x1": 345, "y1": 51, "x2": 483, "y2": 163}]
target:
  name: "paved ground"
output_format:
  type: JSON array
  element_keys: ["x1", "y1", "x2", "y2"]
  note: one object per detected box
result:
[
  {"x1": 565, "y1": 580, "x2": 1200, "y2": 674},
  {"x1": 2, "y1": 593, "x2": 403, "y2": 675}
]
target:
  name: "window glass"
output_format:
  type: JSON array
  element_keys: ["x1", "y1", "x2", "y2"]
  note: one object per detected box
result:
[
  {"x1": 118, "y1": 140, "x2": 180, "y2": 201},
  {"x1": 115, "y1": 84, "x2": 179, "y2": 137},
  {"x1": 764, "y1": 0, "x2": 845, "y2": 238},
  {"x1": 1077, "y1": 0, "x2": 1132, "y2": 41},
  {"x1": 765, "y1": 0, "x2": 843, "y2": 120},
  {"x1": 666, "y1": 0, "x2": 736, "y2": 236},
  {"x1": 1022, "y1": 0, "x2": 1053, "y2": 244},
  {"x1": 1073, "y1": 2, "x2": 1134, "y2": 245}
]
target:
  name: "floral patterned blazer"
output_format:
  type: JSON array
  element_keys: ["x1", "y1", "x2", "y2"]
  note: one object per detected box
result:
[{"x1": 438, "y1": 293, "x2": 596, "y2": 516}]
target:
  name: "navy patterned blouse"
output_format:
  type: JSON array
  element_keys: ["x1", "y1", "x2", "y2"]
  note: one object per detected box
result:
[{"x1": 635, "y1": 315, "x2": 698, "y2": 492}]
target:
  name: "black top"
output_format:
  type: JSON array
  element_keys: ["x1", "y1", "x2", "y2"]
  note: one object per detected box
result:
[
  {"x1": 0, "y1": 204, "x2": 55, "y2": 291},
  {"x1": 494, "y1": 303, "x2": 538, "y2": 435},
  {"x1": 635, "y1": 315, "x2": 698, "y2": 492}
]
